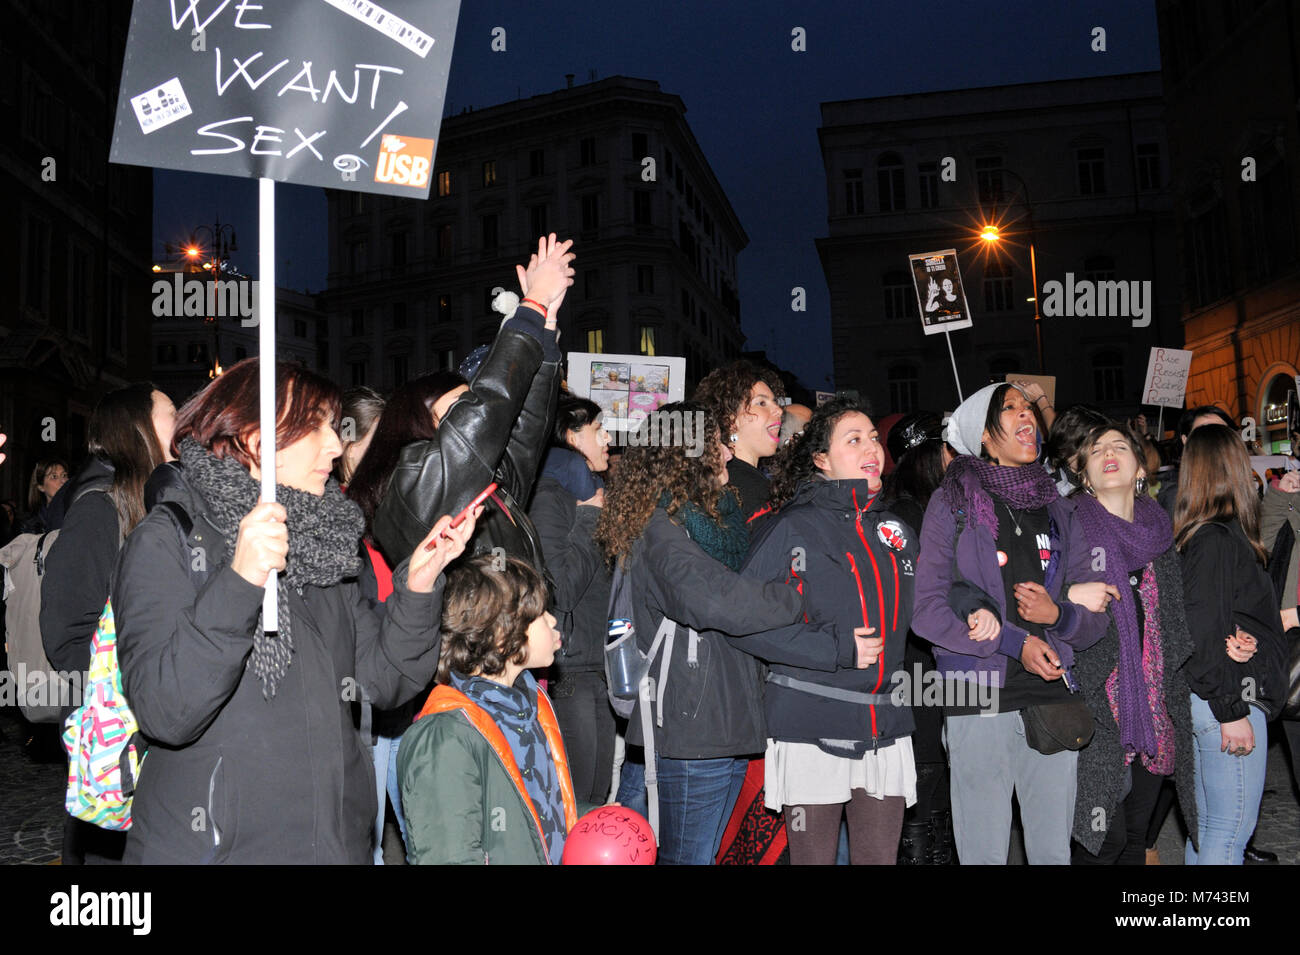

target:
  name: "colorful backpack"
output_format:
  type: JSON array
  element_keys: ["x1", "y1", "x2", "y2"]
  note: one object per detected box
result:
[
  {"x1": 61, "y1": 500, "x2": 201, "y2": 830},
  {"x1": 61, "y1": 599, "x2": 143, "y2": 830}
]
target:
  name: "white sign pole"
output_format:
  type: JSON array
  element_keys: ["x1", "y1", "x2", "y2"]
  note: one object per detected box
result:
[
  {"x1": 944, "y1": 330, "x2": 964, "y2": 403},
  {"x1": 258, "y1": 177, "x2": 278, "y2": 631}
]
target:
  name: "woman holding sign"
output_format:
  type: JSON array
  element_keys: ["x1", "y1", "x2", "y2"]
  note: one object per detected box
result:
[{"x1": 115, "y1": 360, "x2": 479, "y2": 864}]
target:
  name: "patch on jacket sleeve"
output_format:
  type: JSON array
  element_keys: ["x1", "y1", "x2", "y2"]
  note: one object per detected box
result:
[{"x1": 876, "y1": 520, "x2": 908, "y2": 551}]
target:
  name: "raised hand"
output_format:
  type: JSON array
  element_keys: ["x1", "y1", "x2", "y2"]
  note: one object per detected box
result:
[{"x1": 519, "y1": 234, "x2": 575, "y2": 322}]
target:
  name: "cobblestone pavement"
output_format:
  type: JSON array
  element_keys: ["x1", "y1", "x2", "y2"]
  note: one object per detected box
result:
[
  {"x1": 0, "y1": 711, "x2": 66, "y2": 865},
  {"x1": 3, "y1": 705, "x2": 1296, "y2": 865}
]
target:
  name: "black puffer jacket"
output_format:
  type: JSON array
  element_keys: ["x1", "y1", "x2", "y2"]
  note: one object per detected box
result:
[
  {"x1": 372, "y1": 307, "x2": 559, "y2": 572},
  {"x1": 623, "y1": 508, "x2": 805, "y2": 759},
  {"x1": 733, "y1": 478, "x2": 917, "y2": 754},
  {"x1": 115, "y1": 476, "x2": 443, "y2": 864},
  {"x1": 528, "y1": 451, "x2": 608, "y2": 673},
  {"x1": 1072, "y1": 548, "x2": 1198, "y2": 855}
]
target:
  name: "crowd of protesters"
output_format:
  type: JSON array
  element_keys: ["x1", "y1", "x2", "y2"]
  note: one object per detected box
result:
[{"x1": 1, "y1": 232, "x2": 1298, "y2": 866}]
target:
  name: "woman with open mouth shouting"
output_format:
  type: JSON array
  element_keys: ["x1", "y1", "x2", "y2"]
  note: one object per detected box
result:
[
  {"x1": 913, "y1": 382, "x2": 1109, "y2": 864},
  {"x1": 732, "y1": 397, "x2": 919, "y2": 864}
]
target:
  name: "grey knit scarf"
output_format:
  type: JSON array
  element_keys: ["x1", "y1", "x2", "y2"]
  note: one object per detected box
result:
[{"x1": 179, "y1": 438, "x2": 365, "y2": 698}]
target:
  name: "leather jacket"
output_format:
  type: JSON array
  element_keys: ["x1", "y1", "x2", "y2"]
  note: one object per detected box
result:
[{"x1": 372, "y1": 306, "x2": 560, "y2": 573}]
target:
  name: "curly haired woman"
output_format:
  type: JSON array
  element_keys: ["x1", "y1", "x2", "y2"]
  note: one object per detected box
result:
[
  {"x1": 693, "y1": 361, "x2": 786, "y2": 520},
  {"x1": 593, "y1": 402, "x2": 807, "y2": 864}
]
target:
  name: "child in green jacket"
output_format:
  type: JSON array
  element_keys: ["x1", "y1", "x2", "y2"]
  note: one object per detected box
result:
[{"x1": 399, "y1": 555, "x2": 579, "y2": 864}]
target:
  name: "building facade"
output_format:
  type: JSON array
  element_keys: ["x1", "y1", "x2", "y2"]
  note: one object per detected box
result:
[
  {"x1": 816, "y1": 73, "x2": 1176, "y2": 421},
  {"x1": 1156, "y1": 0, "x2": 1300, "y2": 452},
  {"x1": 321, "y1": 76, "x2": 747, "y2": 395},
  {"x1": 0, "y1": 0, "x2": 152, "y2": 505},
  {"x1": 147, "y1": 265, "x2": 323, "y2": 404}
]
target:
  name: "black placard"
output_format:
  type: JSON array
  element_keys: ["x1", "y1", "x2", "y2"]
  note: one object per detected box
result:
[{"x1": 110, "y1": 0, "x2": 460, "y2": 198}]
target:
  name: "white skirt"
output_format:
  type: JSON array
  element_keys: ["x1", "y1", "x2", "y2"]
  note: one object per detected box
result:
[{"x1": 765, "y1": 737, "x2": 917, "y2": 810}]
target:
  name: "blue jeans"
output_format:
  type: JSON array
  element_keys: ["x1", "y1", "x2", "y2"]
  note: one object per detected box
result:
[
  {"x1": 616, "y1": 749, "x2": 649, "y2": 820},
  {"x1": 655, "y1": 756, "x2": 748, "y2": 866},
  {"x1": 373, "y1": 733, "x2": 409, "y2": 865},
  {"x1": 1185, "y1": 695, "x2": 1267, "y2": 865}
]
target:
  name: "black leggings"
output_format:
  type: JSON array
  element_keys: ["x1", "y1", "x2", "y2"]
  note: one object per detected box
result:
[
  {"x1": 1075, "y1": 761, "x2": 1165, "y2": 865},
  {"x1": 787, "y1": 791, "x2": 906, "y2": 865},
  {"x1": 549, "y1": 670, "x2": 617, "y2": 805}
]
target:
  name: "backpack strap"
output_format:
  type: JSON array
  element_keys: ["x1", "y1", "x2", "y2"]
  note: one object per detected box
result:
[{"x1": 156, "y1": 500, "x2": 209, "y2": 590}]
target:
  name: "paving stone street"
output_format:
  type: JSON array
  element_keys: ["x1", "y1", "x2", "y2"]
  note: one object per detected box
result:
[{"x1": 2, "y1": 705, "x2": 1295, "y2": 866}]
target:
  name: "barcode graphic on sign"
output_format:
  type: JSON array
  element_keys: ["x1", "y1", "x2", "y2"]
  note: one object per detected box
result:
[
  {"x1": 129, "y1": 77, "x2": 193, "y2": 135},
  {"x1": 322, "y1": 0, "x2": 434, "y2": 57}
]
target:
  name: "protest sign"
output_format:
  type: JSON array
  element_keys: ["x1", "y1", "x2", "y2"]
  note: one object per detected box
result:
[
  {"x1": 111, "y1": 0, "x2": 460, "y2": 198},
  {"x1": 910, "y1": 249, "x2": 973, "y2": 336},
  {"x1": 1141, "y1": 347, "x2": 1193, "y2": 409},
  {"x1": 568, "y1": 353, "x2": 686, "y2": 432}
]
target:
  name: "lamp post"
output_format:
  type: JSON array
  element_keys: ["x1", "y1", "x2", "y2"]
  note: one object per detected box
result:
[
  {"x1": 163, "y1": 219, "x2": 239, "y2": 379},
  {"x1": 978, "y1": 169, "x2": 1043, "y2": 372}
]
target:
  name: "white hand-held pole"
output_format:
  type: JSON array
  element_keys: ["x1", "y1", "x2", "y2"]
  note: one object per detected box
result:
[{"x1": 258, "y1": 177, "x2": 278, "y2": 631}]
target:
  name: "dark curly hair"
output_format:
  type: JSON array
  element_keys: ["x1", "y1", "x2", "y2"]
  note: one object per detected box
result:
[
  {"x1": 436, "y1": 554, "x2": 550, "y2": 684},
  {"x1": 693, "y1": 360, "x2": 785, "y2": 445},
  {"x1": 766, "y1": 397, "x2": 873, "y2": 510},
  {"x1": 594, "y1": 401, "x2": 726, "y2": 566}
]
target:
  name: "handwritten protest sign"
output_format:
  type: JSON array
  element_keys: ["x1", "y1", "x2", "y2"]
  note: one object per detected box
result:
[
  {"x1": 111, "y1": 0, "x2": 460, "y2": 198},
  {"x1": 1141, "y1": 347, "x2": 1193, "y2": 409}
]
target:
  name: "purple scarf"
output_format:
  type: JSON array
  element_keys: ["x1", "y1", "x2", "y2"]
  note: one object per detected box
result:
[
  {"x1": 940, "y1": 454, "x2": 1059, "y2": 539},
  {"x1": 1073, "y1": 493, "x2": 1173, "y2": 757}
]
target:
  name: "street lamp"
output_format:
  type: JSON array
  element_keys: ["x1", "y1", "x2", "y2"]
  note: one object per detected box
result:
[
  {"x1": 977, "y1": 169, "x2": 1043, "y2": 373},
  {"x1": 163, "y1": 219, "x2": 239, "y2": 379}
]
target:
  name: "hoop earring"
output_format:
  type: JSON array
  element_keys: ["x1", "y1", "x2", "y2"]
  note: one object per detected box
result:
[
  {"x1": 1134, "y1": 476, "x2": 1147, "y2": 496},
  {"x1": 1083, "y1": 481, "x2": 1096, "y2": 497},
  {"x1": 729, "y1": 434, "x2": 738, "y2": 444}
]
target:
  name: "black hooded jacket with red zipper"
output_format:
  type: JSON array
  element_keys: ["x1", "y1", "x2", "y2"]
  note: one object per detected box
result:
[{"x1": 730, "y1": 477, "x2": 917, "y2": 756}]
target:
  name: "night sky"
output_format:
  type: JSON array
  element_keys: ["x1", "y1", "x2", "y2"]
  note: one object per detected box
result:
[{"x1": 152, "y1": 0, "x2": 1161, "y2": 392}]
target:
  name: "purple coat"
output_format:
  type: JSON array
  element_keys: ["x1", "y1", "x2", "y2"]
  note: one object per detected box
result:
[{"x1": 913, "y1": 489, "x2": 1108, "y2": 687}]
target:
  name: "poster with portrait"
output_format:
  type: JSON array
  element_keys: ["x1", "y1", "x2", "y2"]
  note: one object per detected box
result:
[
  {"x1": 567, "y1": 352, "x2": 686, "y2": 431},
  {"x1": 909, "y1": 249, "x2": 973, "y2": 335}
]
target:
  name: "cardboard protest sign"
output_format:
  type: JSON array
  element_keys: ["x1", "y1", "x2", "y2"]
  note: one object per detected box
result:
[
  {"x1": 568, "y1": 353, "x2": 686, "y2": 431},
  {"x1": 815, "y1": 391, "x2": 835, "y2": 407},
  {"x1": 1141, "y1": 347, "x2": 1193, "y2": 408},
  {"x1": 111, "y1": 0, "x2": 460, "y2": 198},
  {"x1": 910, "y1": 249, "x2": 973, "y2": 335}
]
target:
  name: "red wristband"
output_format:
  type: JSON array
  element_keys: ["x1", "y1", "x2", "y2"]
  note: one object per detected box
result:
[{"x1": 521, "y1": 297, "x2": 548, "y2": 318}]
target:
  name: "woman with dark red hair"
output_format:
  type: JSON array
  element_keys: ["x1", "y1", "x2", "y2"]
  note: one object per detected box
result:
[{"x1": 114, "y1": 359, "x2": 478, "y2": 864}]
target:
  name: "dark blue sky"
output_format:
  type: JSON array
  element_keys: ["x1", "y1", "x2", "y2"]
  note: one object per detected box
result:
[{"x1": 153, "y1": 0, "x2": 1161, "y2": 392}]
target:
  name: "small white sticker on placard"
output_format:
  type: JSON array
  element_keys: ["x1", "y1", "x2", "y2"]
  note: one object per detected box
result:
[{"x1": 130, "y1": 77, "x2": 192, "y2": 135}]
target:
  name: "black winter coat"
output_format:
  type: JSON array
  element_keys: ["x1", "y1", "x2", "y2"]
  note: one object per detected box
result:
[
  {"x1": 372, "y1": 307, "x2": 559, "y2": 572},
  {"x1": 528, "y1": 471, "x2": 608, "y2": 673},
  {"x1": 623, "y1": 508, "x2": 805, "y2": 759},
  {"x1": 115, "y1": 476, "x2": 443, "y2": 864},
  {"x1": 1180, "y1": 518, "x2": 1288, "y2": 722},
  {"x1": 1072, "y1": 548, "x2": 1198, "y2": 855},
  {"x1": 39, "y1": 456, "x2": 117, "y2": 676},
  {"x1": 734, "y1": 479, "x2": 917, "y2": 754}
]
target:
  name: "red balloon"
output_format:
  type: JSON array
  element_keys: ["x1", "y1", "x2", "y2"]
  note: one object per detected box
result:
[{"x1": 562, "y1": 806, "x2": 657, "y2": 865}]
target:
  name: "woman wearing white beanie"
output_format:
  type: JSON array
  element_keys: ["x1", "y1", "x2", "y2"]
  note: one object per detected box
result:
[{"x1": 912, "y1": 383, "x2": 1109, "y2": 864}]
